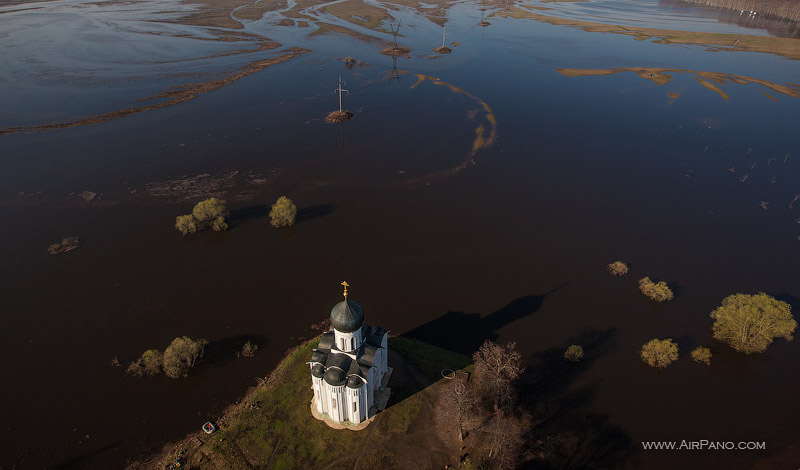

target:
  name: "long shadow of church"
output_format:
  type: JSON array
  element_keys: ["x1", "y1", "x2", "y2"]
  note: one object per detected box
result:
[
  {"x1": 386, "y1": 284, "x2": 567, "y2": 408},
  {"x1": 403, "y1": 283, "x2": 568, "y2": 356},
  {"x1": 387, "y1": 284, "x2": 636, "y2": 468}
]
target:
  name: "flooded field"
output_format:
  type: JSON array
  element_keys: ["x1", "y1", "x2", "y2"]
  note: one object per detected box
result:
[{"x1": 1, "y1": 0, "x2": 799, "y2": 468}]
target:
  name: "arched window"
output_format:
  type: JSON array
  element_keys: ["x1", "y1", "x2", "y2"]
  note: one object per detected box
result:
[
  {"x1": 351, "y1": 337, "x2": 355, "y2": 350},
  {"x1": 340, "y1": 337, "x2": 345, "y2": 350}
]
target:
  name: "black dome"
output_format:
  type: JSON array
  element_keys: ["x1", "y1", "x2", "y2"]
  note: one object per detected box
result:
[
  {"x1": 330, "y1": 300, "x2": 364, "y2": 333},
  {"x1": 346, "y1": 375, "x2": 364, "y2": 389},
  {"x1": 324, "y1": 367, "x2": 346, "y2": 386},
  {"x1": 311, "y1": 363, "x2": 325, "y2": 378}
]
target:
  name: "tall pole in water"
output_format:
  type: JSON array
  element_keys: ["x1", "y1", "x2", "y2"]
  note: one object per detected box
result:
[
  {"x1": 442, "y1": 25, "x2": 446, "y2": 48},
  {"x1": 335, "y1": 76, "x2": 348, "y2": 112}
]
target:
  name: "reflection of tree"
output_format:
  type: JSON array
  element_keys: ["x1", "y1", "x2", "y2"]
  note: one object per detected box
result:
[{"x1": 518, "y1": 329, "x2": 637, "y2": 469}]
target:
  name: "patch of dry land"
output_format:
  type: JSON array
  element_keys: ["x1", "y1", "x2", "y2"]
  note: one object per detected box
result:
[
  {"x1": 0, "y1": 48, "x2": 310, "y2": 137},
  {"x1": 496, "y1": 7, "x2": 800, "y2": 61},
  {"x1": 557, "y1": 67, "x2": 800, "y2": 101},
  {"x1": 127, "y1": 337, "x2": 472, "y2": 470}
]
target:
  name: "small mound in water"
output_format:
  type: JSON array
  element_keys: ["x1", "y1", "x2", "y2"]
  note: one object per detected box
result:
[
  {"x1": 48, "y1": 236, "x2": 80, "y2": 255},
  {"x1": 380, "y1": 46, "x2": 411, "y2": 57},
  {"x1": 434, "y1": 46, "x2": 452, "y2": 54},
  {"x1": 326, "y1": 110, "x2": 353, "y2": 123},
  {"x1": 479, "y1": 21, "x2": 490, "y2": 27}
]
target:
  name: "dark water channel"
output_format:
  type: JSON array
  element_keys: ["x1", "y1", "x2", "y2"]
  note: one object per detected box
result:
[{"x1": 1, "y1": 0, "x2": 799, "y2": 468}]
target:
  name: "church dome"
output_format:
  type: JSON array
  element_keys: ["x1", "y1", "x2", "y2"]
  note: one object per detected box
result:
[
  {"x1": 330, "y1": 300, "x2": 364, "y2": 333},
  {"x1": 311, "y1": 363, "x2": 325, "y2": 378},
  {"x1": 324, "y1": 367, "x2": 346, "y2": 386},
  {"x1": 346, "y1": 375, "x2": 364, "y2": 389}
]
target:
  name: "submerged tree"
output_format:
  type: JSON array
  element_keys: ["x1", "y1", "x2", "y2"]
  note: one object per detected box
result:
[
  {"x1": 691, "y1": 346, "x2": 712, "y2": 365},
  {"x1": 126, "y1": 349, "x2": 163, "y2": 377},
  {"x1": 607, "y1": 261, "x2": 629, "y2": 276},
  {"x1": 638, "y1": 277, "x2": 674, "y2": 302},
  {"x1": 564, "y1": 344, "x2": 584, "y2": 362},
  {"x1": 240, "y1": 340, "x2": 259, "y2": 358},
  {"x1": 473, "y1": 340, "x2": 524, "y2": 411},
  {"x1": 175, "y1": 197, "x2": 229, "y2": 235},
  {"x1": 163, "y1": 336, "x2": 207, "y2": 378},
  {"x1": 710, "y1": 293, "x2": 796, "y2": 354},
  {"x1": 640, "y1": 338, "x2": 679, "y2": 368},
  {"x1": 269, "y1": 196, "x2": 297, "y2": 228}
]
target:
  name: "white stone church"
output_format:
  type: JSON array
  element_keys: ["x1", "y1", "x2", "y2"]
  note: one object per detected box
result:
[{"x1": 308, "y1": 284, "x2": 389, "y2": 426}]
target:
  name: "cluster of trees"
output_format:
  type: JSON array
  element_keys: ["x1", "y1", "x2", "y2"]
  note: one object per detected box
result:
[
  {"x1": 639, "y1": 292, "x2": 796, "y2": 368},
  {"x1": 127, "y1": 336, "x2": 208, "y2": 379},
  {"x1": 436, "y1": 340, "x2": 527, "y2": 470},
  {"x1": 640, "y1": 339, "x2": 714, "y2": 368},
  {"x1": 174, "y1": 195, "x2": 297, "y2": 235},
  {"x1": 175, "y1": 198, "x2": 229, "y2": 235}
]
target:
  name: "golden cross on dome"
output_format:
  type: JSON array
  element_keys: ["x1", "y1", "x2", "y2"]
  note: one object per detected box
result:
[{"x1": 341, "y1": 281, "x2": 349, "y2": 299}]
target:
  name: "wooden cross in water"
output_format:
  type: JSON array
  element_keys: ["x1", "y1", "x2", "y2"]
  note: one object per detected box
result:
[{"x1": 341, "y1": 281, "x2": 349, "y2": 299}]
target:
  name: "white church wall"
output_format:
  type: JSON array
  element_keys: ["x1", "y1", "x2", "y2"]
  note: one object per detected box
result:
[
  {"x1": 333, "y1": 327, "x2": 362, "y2": 353},
  {"x1": 328, "y1": 384, "x2": 346, "y2": 422},
  {"x1": 346, "y1": 385, "x2": 364, "y2": 424},
  {"x1": 312, "y1": 375, "x2": 325, "y2": 414},
  {"x1": 381, "y1": 333, "x2": 388, "y2": 374},
  {"x1": 367, "y1": 367, "x2": 375, "y2": 411}
]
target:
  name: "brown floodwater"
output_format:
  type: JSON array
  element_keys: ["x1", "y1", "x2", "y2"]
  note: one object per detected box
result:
[{"x1": 1, "y1": 0, "x2": 799, "y2": 468}]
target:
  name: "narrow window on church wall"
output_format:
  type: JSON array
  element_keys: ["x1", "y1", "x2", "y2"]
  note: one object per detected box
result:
[
  {"x1": 351, "y1": 337, "x2": 354, "y2": 350},
  {"x1": 340, "y1": 337, "x2": 345, "y2": 350}
]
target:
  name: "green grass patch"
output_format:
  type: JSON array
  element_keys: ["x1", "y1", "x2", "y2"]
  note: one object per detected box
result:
[
  {"x1": 148, "y1": 336, "x2": 469, "y2": 469},
  {"x1": 389, "y1": 336, "x2": 472, "y2": 381}
]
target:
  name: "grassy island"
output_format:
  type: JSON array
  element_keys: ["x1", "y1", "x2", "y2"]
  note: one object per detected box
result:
[{"x1": 130, "y1": 337, "x2": 471, "y2": 470}]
